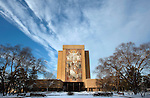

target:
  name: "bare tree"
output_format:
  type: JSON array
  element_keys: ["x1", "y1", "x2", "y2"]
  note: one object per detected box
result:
[
  {"x1": 0, "y1": 44, "x2": 12, "y2": 95},
  {"x1": 0, "y1": 44, "x2": 47, "y2": 95},
  {"x1": 95, "y1": 42, "x2": 150, "y2": 94},
  {"x1": 96, "y1": 75, "x2": 115, "y2": 92},
  {"x1": 27, "y1": 58, "x2": 46, "y2": 91},
  {"x1": 44, "y1": 71, "x2": 55, "y2": 91}
]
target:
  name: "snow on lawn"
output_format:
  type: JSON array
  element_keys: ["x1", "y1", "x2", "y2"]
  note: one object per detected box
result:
[
  {"x1": 45, "y1": 91, "x2": 150, "y2": 98},
  {"x1": 0, "y1": 91, "x2": 150, "y2": 98}
]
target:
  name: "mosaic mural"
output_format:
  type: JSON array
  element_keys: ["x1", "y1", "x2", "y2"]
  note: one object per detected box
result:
[{"x1": 65, "y1": 49, "x2": 82, "y2": 82}]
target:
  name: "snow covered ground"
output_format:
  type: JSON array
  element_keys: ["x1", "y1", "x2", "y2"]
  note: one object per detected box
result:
[{"x1": 0, "y1": 91, "x2": 150, "y2": 98}]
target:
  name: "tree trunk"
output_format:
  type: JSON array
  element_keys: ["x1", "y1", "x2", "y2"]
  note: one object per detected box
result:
[
  {"x1": 5, "y1": 80, "x2": 11, "y2": 95},
  {"x1": 133, "y1": 89, "x2": 137, "y2": 95}
]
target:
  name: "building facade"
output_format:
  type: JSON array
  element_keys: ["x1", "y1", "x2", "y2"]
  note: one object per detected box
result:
[
  {"x1": 57, "y1": 45, "x2": 90, "y2": 82},
  {"x1": 57, "y1": 45, "x2": 100, "y2": 91}
]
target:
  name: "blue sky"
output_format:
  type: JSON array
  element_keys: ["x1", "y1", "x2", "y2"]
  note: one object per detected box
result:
[{"x1": 0, "y1": 0, "x2": 150, "y2": 78}]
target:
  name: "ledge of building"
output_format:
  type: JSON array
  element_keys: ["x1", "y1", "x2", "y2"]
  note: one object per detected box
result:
[{"x1": 63, "y1": 45, "x2": 84, "y2": 49}]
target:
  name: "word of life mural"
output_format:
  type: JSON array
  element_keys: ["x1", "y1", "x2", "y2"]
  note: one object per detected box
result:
[{"x1": 65, "y1": 49, "x2": 82, "y2": 82}]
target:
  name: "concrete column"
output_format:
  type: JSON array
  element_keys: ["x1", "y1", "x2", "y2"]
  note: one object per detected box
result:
[
  {"x1": 62, "y1": 49, "x2": 66, "y2": 81},
  {"x1": 57, "y1": 51, "x2": 63, "y2": 79},
  {"x1": 81, "y1": 49, "x2": 86, "y2": 82},
  {"x1": 79, "y1": 83, "x2": 80, "y2": 91},
  {"x1": 73, "y1": 83, "x2": 74, "y2": 91},
  {"x1": 67, "y1": 83, "x2": 68, "y2": 91}
]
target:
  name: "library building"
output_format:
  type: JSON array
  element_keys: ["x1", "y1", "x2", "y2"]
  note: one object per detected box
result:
[{"x1": 34, "y1": 45, "x2": 100, "y2": 91}]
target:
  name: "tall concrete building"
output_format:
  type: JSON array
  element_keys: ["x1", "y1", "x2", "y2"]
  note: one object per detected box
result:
[
  {"x1": 57, "y1": 45, "x2": 100, "y2": 91},
  {"x1": 57, "y1": 45, "x2": 90, "y2": 82}
]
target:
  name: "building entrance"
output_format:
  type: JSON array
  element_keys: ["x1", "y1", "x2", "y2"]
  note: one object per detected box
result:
[{"x1": 63, "y1": 82, "x2": 84, "y2": 92}]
